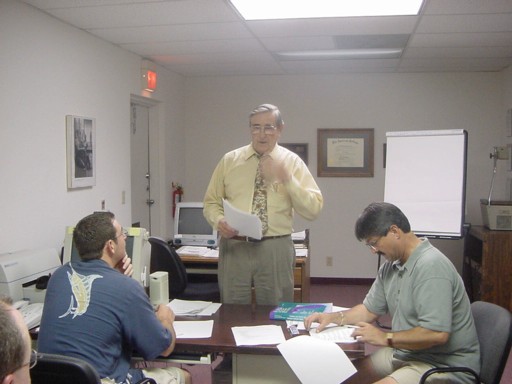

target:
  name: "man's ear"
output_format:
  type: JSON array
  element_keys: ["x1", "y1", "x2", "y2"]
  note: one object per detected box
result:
[
  {"x1": 2, "y1": 373, "x2": 15, "y2": 384},
  {"x1": 105, "y1": 239, "x2": 116, "y2": 255}
]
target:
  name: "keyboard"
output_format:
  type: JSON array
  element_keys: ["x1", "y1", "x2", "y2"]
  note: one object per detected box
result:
[{"x1": 19, "y1": 303, "x2": 44, "y2": 329}]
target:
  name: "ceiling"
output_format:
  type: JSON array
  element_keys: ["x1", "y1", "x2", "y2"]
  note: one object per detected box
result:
[{"x1": 21, "y1": 0, "x2": 512, "y2": 77}]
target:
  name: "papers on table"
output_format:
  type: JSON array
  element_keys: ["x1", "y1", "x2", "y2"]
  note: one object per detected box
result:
[
  {"x1": 232, "y1": 325, "x2": 286, "y2": 346},
  {"x1": 174, "y1": 320, "x2": 214, "y2": 339},
  {"x1": 176, "y1": 246, "x2": 219, "y2": 258},
  {"x1": 223, "y1": 199, "x2": 262, "y2": 240},
  {"x1": 277, "y1": 335, "x2": 356, "y2": 384},
  {"x1": 309, "y1": 325, "x2": 359, "y2": 343},
  {"x1": 168, "y1": 299, "x2": 221, "y2": 316}
]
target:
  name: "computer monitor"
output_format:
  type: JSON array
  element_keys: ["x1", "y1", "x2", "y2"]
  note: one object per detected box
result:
[
  {"x1": 173, "y1": 202, "x2": 218, "y2": 247},
  {"x1": 62, "y1": 226, "x2": 151, "y2": 288}
]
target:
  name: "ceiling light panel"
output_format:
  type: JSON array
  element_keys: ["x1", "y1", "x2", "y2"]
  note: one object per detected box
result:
[{"x1": 230, "y1": 0, "x2": 424, "y2": 20}]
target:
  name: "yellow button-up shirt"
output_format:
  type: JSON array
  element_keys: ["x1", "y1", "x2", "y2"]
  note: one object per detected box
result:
[{"x1": 203, "y1": 144, "x2": 323, "y2": 236}]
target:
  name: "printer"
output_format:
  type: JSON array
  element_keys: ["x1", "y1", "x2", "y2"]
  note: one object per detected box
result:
[{"x1": 0, "y1": 248, "x2": 61, "y2": 303}]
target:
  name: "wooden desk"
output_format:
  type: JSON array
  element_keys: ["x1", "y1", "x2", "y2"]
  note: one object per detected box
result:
[
  {"x1": 174, "y1": 304, "x2": 364, "y2": 383},
  {"x1": 463, "y1": 225, "x2": 512, "y2": 311},
  {"x1": 179, "y1": 253, "x2": 310, "y2": 302}
]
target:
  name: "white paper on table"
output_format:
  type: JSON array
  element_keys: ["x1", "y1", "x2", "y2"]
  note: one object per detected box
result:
[
  {"x1": 277, "y1": 335, "x2": 357, "y2": 384},
  {"x1": 174, "y1": 320, "x2": 214, "y2": 338},
  {"x1": 223, "y1": 199, "x2": 262, "y2": 239},
  {"x1": 168, "y1": 299, "x2": 220, "y2": 316},
  {"x1": 231, "y1": 325, "x2": 286, "y2": 346}
]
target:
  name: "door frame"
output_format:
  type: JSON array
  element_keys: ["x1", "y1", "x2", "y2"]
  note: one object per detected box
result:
[{"x1": 130, "y1": 94, "x2": 161, "y2": 235}]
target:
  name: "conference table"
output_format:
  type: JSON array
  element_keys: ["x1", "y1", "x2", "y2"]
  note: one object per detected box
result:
[{"x1": 173, "y1": 303, "x2": 365, "y2": 383}]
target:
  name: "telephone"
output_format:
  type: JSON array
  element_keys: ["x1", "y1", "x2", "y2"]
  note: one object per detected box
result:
[{"x1": 15, "y1": 301, "x2": 44, "y2": 329}]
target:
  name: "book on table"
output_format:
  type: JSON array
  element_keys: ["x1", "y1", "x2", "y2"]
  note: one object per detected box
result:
[{"x1": 269, "y1": 302, "x2": 333, "y2": 321}]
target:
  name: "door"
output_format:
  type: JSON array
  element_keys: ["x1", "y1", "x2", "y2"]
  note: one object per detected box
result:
[{"x1": 130, "y1": 102, "x2": 153, "y2": 232}]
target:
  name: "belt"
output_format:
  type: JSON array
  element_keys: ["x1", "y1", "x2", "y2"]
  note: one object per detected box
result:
[{"x1": 231, "y1": 234, "x2": 290, "y2": 243}]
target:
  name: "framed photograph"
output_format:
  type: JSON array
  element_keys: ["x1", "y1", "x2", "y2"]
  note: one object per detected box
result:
[
  {"x1": 317, "y1": 128, "x2": 374, "y2": 177},
  {"x1": 66, "y1": 115, "x2": 96, "y2": 188},
  {"x1": 281, "y1": 143, "x2": 308, "y2": 165}
]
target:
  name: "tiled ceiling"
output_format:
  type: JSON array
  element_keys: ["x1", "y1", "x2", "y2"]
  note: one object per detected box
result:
[{"x1": 21, "y1": 0, "x2": 512, "y2": 77}]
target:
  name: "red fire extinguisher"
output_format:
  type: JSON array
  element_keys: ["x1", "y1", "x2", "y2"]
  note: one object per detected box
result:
[{"x1": 172, "y1": 182, "x2": 183, "y2": 217}]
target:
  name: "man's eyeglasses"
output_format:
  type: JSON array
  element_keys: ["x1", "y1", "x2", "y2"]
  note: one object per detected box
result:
[
  {"x1": 365, "y1": 237, "x2": 383, "y2": 252},
  {"x1": 17, "y1": 349, "x2": 37, "y2": 371},
  {"x1": 250, "y1": 124, "x2": 277, "y2": 135},
  {"x1": 116, "y1": 228, "x2": 129, "y2": 239}
]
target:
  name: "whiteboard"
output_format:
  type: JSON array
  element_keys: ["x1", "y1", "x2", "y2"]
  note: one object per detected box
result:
[{"x1": 384, "y1": 130, "x2": 467, "y2": 238}]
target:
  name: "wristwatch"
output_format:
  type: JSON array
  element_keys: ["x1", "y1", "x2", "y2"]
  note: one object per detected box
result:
[{"x1": 386, "y1": 332, "x2": 393, "y2": 347}]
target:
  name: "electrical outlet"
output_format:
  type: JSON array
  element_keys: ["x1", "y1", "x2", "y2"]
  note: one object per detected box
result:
[
  {"x1": 326, "y1": 256, "x2": 333, "y2": 267},
  {"x1": 496, "y1": 146, "x2": 509, "y2": 160}
]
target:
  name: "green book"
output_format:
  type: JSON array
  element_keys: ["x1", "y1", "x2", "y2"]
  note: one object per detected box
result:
[{"x1": 269, "y1": 302, "x2": 332, "y2": 321}]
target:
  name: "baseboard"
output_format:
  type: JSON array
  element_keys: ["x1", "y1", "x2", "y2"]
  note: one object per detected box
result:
[{"x1": 310, "y1": 277, "x2": 374, "y2": 285}]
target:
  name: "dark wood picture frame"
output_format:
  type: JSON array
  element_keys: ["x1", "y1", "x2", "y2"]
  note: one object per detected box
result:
[
  {"x1": 317, "y1": 128, "x2": 374, "y2": 177},
  {"x1": 281, "y1": 143, "x2": 308, "y2": 165}
]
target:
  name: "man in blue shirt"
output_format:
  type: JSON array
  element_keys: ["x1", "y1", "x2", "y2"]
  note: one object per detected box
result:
[{"x1": 38, "y1": 212, "x2": 190, "y2": 384}]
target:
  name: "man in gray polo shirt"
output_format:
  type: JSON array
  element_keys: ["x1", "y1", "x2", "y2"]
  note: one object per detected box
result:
[{"x1": 305, "y1": 202, "x2": 480, "y2": 384}]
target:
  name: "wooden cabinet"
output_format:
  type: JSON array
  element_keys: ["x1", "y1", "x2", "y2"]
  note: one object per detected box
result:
[{"x1": 463, "y1": 226, "x2": 512, "y2": 311}]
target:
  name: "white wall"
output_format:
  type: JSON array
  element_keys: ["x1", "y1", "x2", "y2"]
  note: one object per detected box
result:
[
  {"x1": 0, "y1": 0, "x2": 185, "y2": 254},
  {"x1": 2, "y1": 0, "x2": 511, "y2": 279},
  {"x1": 183, "y1": 73, "x2": 509, "y2": 278}
]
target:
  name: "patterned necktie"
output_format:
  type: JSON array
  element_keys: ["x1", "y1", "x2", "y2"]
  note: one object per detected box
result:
[{"x1": 252, "y1": 155, "x2": 268, "y2": 234}]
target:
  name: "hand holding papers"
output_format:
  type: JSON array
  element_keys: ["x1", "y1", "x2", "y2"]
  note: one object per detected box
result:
[{"x1": 223, "y1": 199, "x2": 262, "y2": 240}]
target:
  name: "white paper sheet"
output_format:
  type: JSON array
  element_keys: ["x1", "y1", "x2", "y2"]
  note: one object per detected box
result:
[
  {"x1": 223, "y1": 199, "x2": 262, "y2": 239},
  {"x1": 309, "y1": 325, "x2": 359, "y2": 343},
  {"x1": 168, "y1": 299, "x2": 221, "y2": 316},
  {"x1": 174, "y1": 320, "x2": 214, "y2": 338},
  {"x1": 231, "y1": 325, "x2": 286, "y2": 346},
  {"x1": 277, "y1": 335, "x2": 357, "y2": 384}
]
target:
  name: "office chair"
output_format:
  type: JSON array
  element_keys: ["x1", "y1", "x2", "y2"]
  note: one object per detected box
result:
[
  {"x1": 149, "y1": 236, "x2": 220, "y2": 302},
  {"x1": 31, "y1": 353, "x2": 156, "y2": 384},
  {"x1": 419, "y1": 301, "x2": 512, "y2": 384}
]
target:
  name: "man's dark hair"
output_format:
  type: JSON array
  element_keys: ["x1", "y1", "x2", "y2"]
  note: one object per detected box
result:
[
  {"x1": 0, "y1": 299, "x2": 25, "y2": 382},
  {"x1": 355, "y1": 202, "x2": 411, "y2": 241},
  {"x1": 73, "y1": 211, "x2": 117, "y2": 260}
]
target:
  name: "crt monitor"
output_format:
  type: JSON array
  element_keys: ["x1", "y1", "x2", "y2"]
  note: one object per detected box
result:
[
  {"x1": 62, "y1": 226, "x2": 151, "y2": 288},
  {"x1": 173, "y1": 202, "x2": 218, "y2": 247}
]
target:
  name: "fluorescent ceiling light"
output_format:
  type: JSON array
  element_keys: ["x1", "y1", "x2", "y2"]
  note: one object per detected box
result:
[
  {"x1": 230, "y1": 0, "x2": 424, "y2": 20},
  {"x1": 275, "y1": 49, "x2": 403, "y2": 60}
]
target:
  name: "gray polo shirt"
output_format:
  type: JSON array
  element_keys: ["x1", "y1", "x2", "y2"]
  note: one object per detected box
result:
[{"x1": 363, "y1": 239, "x2": 480, "y2": 372}]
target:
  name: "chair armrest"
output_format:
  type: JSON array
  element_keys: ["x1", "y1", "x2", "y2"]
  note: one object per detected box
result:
[{"x1": 419, "y1": 366, "x2": 479, "y2": 384}]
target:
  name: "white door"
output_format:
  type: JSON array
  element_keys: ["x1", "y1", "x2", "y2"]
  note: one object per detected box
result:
[{"x1": 130, "y1": 102, "x2": 153, "y2": 232}]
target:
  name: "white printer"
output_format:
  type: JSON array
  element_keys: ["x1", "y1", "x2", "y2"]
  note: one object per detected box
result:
[{"x1": 0, "y1": 248, "x2": 61, "y2": 303}]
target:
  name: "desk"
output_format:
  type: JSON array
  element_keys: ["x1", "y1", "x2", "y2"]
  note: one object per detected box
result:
[
  {"x1": 179, "y1": 254, "x2": 310, "y2": 303},
  {"x1": 174, "y1": 304, "x2": 364, "y2": 383}
]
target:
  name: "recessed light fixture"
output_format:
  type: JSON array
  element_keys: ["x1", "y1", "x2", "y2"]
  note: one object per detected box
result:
[
  {"x1": 275, "y1": 49, "x2": 403, "y2": 60},
  {"x1": 229, "y1": 0, "x2": 424, "y2": 20}
]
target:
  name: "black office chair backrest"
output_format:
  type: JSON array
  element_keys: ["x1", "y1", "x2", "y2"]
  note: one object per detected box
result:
[
  {"x1": 149, "y1": 236, "x2": 188, "y2": 294},
  {"x1": 472, "y1": 301, "x2": 512, "y2": 384},
  {"x1": 31, "y1": 353, "x2": 101, "y2": 384}
]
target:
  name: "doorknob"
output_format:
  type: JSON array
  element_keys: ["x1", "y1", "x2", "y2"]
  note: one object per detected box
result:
[{"x1": 146, "y1": 199, "x2": 155, "y2": 206}]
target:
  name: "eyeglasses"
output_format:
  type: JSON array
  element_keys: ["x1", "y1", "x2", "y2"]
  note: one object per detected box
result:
[
  {"x1": 365, "y1": 236, "x2": 383, "y2": 252},
  {"x1": 16, "y1": 349, "x2": 37, "y2": 371},
  {"x1": 250, "y1": 124, "x2": 277, "y2": 135},
  {"x1": 116, "y1": 228, "x2": 129, "y2": 239}
]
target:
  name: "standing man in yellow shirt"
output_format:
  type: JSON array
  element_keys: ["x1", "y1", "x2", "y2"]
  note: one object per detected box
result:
[{"x1": 203, "y1": 104, "x2": 323, "y2": 305}]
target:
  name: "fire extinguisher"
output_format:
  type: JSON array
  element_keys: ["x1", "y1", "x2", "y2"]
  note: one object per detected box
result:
[{"x1": 172, "y1": 182, "x2": 183, "y2": 217}]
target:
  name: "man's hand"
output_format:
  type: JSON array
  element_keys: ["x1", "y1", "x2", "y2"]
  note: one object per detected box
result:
[
  {"x1": 260, "y1": 156, "x2": 291, "y2": 184},
  {"x1": 217, "y1": 218, "x2": 238, "y2": 239},
  {"x1": 304, "y1": 312, "x2": 338, "y2": 333},
  {"x1": 115, "y1": 254, "x2": 133, "y2": 277},
  {"x1": 350, "y1": 322, "x2": 385, "y2": 346}
]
